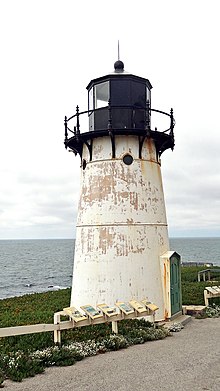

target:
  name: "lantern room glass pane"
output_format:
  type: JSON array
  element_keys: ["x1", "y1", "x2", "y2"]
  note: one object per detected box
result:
[
  {"x1": 146, "y1": 87, "x2": 151, "y2": 105},
  {"x1": 89, "y1": 87, "x2": 94, "y2": 111},
  {"x1": 95, "y1": 81, "x2": 109, "y2": 109}
]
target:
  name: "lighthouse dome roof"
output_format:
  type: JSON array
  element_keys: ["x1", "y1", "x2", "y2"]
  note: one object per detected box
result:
[{"x1": 86, "y1": 60, "x2": 152, "y2": 90}]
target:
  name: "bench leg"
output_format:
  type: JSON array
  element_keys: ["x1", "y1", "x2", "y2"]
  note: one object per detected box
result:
[
  {"x1": 54, "y1": 313, "x2": 61, "y2": 344},
  {"x1": 152, "y1": 312, "x2": 156, "y2": 327},
  {"x1": 112, "y1": 321, "x2": 118, "y2": 334},
  {"x1": 204, "y1": 290, "x2": 209, "y2": 306}
]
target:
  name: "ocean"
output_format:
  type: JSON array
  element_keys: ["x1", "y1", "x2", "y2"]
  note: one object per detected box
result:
[{"x1": 0, "y1": 237, "x2": 219, "y2": 300}]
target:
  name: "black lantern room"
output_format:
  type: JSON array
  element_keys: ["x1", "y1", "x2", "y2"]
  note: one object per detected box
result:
[
  {"x1": 64, "y1": 60, "x2": 175, "y2": 159},
  {"x1": 87, "y1": 60, "x2": 152, "y2": 132}
]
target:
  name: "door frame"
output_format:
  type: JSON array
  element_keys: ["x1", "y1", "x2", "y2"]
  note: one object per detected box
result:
[{"x1": 170, "y1": 253, "x2": 182, "y2": 315}]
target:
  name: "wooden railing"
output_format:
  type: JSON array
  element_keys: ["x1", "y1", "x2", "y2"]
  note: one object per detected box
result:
[{"x1": 0, "y1": 300, "x2": 158, "y2": 345}]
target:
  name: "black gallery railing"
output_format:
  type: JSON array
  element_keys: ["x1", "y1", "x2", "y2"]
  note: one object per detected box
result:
[{"x1": 64, "y1": 103, "x2": 175, "y2": 145}]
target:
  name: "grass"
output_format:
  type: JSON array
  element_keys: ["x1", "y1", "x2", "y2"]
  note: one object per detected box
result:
[
  {"x1": 0, "y1": 289, "x2": 71, "y2": 355},
  {"x1": 0, "y1": 289, "x2": 71, "y2": 327},
  {"x1": 181, "y1": 265, "x2": 220, "y2": 305},
  {"x1": 0, "y1": 265, "x2": 220, "y2": 384}
]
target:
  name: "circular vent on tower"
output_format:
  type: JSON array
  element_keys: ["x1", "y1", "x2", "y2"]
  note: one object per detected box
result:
[{"x1": 123, "y1": 154, "x2": 133, "y2": 165}]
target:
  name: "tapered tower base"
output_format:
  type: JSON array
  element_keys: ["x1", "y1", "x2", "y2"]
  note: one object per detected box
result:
[{"x1": 71, "y1": 136, "x2": 170, "y2": 320}]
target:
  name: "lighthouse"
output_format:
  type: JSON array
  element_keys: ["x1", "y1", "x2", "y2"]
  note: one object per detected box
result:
[{"x1": 64, "y1": 59, "x2": 181, "y2": 321}]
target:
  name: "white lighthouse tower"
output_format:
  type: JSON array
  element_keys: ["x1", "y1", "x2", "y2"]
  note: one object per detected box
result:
[{"x1": 64, "y1": 59, "x2": 181, "y2": 321}]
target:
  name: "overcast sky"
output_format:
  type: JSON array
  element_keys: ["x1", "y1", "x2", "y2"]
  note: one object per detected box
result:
[{"x1": 0, "y1": 0, "x2": 219, "y2": 239}]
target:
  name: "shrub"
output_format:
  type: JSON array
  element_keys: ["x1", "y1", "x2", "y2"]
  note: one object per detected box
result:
[
  {"x1": 0, "y1": 291, "x2": 182, "y2": 383},
  {"x1": 0, "y1": 318, "x2": 171, "y2": 382},
  {"x1": 101, "y1": 335, "x2": 129, "y2": 350},
  {"x1": 205, "y1": 304, "x2": 220, "y2": 318},
  {"x1": 0, "y1": 351, "x2": 44, "y2": 382},
  {"x1": 0, "y1": 368, "x2": 5, "y2": 388}
]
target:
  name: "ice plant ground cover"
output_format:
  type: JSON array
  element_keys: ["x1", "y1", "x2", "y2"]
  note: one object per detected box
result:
[
  {"x1": 0, "y1": 266, "x2": 220, "y2": 385},
  {"x1": 0, "y1": 319, "x2": 169, "y2": 383}
]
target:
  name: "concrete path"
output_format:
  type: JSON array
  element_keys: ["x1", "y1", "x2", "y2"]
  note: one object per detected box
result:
[{"x1": 4, "y1": 318, "x2": 220, "y2": 391}]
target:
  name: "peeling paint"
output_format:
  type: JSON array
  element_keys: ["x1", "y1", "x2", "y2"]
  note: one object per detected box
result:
[
  {"x1": 99, "y1": 227, "x2": 115, "y2": 254},
  {"x1": 126, "y1": 218, "x2": 134, "y2": 224}
]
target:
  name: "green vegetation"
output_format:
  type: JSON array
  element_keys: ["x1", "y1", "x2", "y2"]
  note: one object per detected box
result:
[
  {"x1": 0, "y1": 289, "x2": 71, "y2": 327},
  {"x1": 0, "y1": 319, "x2": 168, "y2": 384},
  {"x1": 181, "y1": 266, "x2": 220, "y2": 305},
  {"x1": 0, "y1": 265, "x2": 220, "y2": 385},
  {"x1": 0, "y1": 289, "x2": 72, "y2": 360}
]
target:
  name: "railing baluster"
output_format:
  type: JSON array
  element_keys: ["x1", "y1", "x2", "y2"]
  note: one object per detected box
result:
[
  {"x1": 64, "y1": 116, "x2": 68, "y2": 148},
  {"x1": 170, "y1": 108, "x2": 174, "y2": 136},
  {"x1": 146, "y1": 100, "x2": 150, "y2": 130},
  {"x1": 108, "y1": 99, "x2": 112, "y2": 130},
  {"x1": 76, "y1": 105, "x2": 80, "y2": 134}
]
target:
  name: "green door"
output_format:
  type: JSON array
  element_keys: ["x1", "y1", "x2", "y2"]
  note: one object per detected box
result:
[{"x1": 170, "y1": 255, "x2": 182, "y2": 315}]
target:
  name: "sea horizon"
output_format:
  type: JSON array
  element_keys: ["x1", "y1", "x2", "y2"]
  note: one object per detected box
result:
[{"x1": 1, "y1": 235, "x2": 220, "y2": 241}]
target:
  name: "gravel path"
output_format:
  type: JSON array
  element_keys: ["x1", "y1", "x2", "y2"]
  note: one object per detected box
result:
[{"x1": 4, "y1": 318, "x2": 220, "y2": 391}]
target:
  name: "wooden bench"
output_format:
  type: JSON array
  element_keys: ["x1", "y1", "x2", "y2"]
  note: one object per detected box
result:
[
  {"x1": 198, "y1": 269, "x2": 220, "y2": 282},
  {"x1": 204, "y1": 286, "x2": 220, "y2": 306}
]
